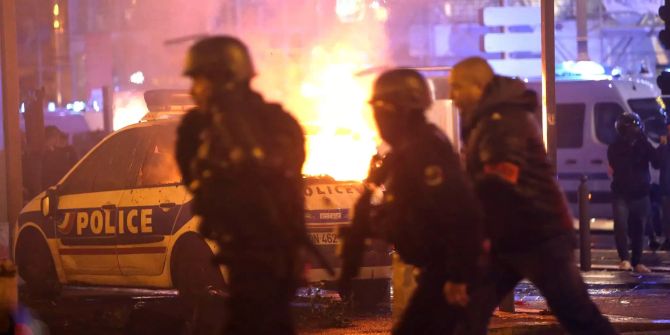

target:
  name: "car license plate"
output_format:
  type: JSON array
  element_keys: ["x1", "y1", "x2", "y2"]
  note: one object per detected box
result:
[{"x1": 309, "y1": 232, "x2": 339, "y2": 245}]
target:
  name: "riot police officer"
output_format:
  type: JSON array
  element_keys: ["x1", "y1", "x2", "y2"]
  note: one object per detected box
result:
[
  {"x1": 608, "y1": 112, "x2": 660, "y2": 273},
  {"x1": 176, "y1": 36, "x2": 307, "y2": 335},
  {"x1": 340, "y1": 68, "x2": 484, "y2": 335}
]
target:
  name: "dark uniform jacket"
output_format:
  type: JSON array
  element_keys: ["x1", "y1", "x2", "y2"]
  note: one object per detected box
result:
[
  {"x1": 462, "y1": 76, "x2": 573, "y2": 253},
  {"x1": 176, "y1": 107, "x2": 210, "y2": 189},
  {"x1": 608, "y1": 135, "x2": 660, "y2": 200},
  {"x1": 380, "y1": 122, "x2": 483, "y2": 283},
  {"x1": 176, "y1": 91, "x2": 306, "y2": 248}
]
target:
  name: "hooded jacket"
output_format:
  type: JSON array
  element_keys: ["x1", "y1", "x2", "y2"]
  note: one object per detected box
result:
[{"x1": 463, "y1": 76, "x2": 573, "y2": 252}]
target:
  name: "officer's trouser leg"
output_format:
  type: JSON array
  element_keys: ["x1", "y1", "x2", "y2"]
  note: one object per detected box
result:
[
  {"x1": 393, "y1": 270, "x2": 461, "y2": 335},
  {"x1": 455, "y1": 258, "x2": 522, "y2": 335},
  {"x1": 525, "y1": 239, "x2": 618, "y2": 335},
  {"x1": 612, "y1": 196, "x2": 631, "y2": 262},
  {"x1": 224, "y1": 265, "x2": 295, "y2": 335},
  {"x1": 628, "y1": 196, "x2": 650, "y2": 267}
]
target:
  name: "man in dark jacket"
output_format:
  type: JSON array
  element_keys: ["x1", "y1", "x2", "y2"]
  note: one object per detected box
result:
[
  {"x1": 342, "y1": 69, "x2": 484, "y2": 334},
  {"x1": 608, "y1": 112, "x2": 659, "y2": 273},
  {"x1": 450, "y1": 57, "x2": 617, "y2": 335},
  {"x1": 177, "y1": 36, "x2": 307, "y2": 335}
]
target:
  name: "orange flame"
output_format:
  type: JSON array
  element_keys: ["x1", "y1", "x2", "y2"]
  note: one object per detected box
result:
[
  {"x1": 112, "y1": 43, "x2": 382, "y2": 182},
  {"x1": 256, "y1": 44, "x2": 381, "y2": 181}
]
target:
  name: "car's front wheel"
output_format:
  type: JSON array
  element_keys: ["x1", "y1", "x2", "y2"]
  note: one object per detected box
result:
[{"x1": 15, "y1": 229, "x2": 61, "y2": 299}]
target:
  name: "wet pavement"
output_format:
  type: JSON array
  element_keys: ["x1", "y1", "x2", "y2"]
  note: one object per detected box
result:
[
  {"x1": 20, "y1": 272, "x2": 670, "y2": 335},
  {"x1": 298, "y1": 235, "x2": 670, "y2": 335},
  {"x1": 18, "y1": 234, "x2": 670, "y2": 334},
  {"x1": 299, "y1": 282, "x2": 670, "y2": 335},
  {"x1": 20, "y1": 287, "x2": 188, "y2": 334},
  {"x1": 586, "y1": 233, "x2": 670, "y2": 272}
]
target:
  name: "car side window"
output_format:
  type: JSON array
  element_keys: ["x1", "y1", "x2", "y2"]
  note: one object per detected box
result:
[
  {"x1": 59, "y1": 149, "x2": 99, "y2": 195},
  {"x1": 556, "y1": 103, "x2": 585, "y2": 148},
  {"x1": 594, "y1": 102, "x2": 625, "y2": 145},
  {"x1": 134, "y1": 125, "x2": 182, "y2": 187},
  {"x1": 60, "y1": 128, "x2": 150, "y2": 194}
]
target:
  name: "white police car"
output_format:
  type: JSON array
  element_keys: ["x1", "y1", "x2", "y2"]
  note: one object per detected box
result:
[{"x1": 14, "y1": 90, "x2": 391, "y2": 302}]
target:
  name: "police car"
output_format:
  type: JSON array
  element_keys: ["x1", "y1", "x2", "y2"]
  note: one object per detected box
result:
[{"x1": 14, "y1": 90, "x2": 391, "y2": 302}]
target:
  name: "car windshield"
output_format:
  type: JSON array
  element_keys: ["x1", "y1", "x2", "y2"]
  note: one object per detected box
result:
[{"x1": 627, "y1": 98, "x2": 667, "y2": 143}]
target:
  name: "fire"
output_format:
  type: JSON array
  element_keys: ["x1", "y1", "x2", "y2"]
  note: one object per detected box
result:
[
  {"x1": 110, "y1": 45, "x2": 382, "y2": 181},
  {"x1": 113, "y1": 91, "x2": 149, "y2": 131},
  {"x1": 263, "y1": 45, "x2": 381, "y2": 181},
  {"x1": 111, "y1": 40, "x2": 384, "y2": 181}
]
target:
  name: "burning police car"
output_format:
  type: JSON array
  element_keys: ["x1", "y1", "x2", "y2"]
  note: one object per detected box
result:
[{"x1": 14, "y1": 90, "x2": 391, "y2": 302}]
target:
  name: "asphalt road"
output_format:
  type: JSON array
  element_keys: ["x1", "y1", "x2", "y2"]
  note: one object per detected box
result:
[{"x1": 18, "y1": 231, "x2": 670, "y2": 335}]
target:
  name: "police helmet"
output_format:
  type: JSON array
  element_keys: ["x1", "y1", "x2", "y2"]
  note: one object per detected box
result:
[
  {"x1": 615, "y1": 112, "x2": 643, "y2": 137},
  {"x1": 371, "y1": 69, "x2": 432, "y2": 112},
  {"x1": 183, "y1": 36, "x2": 256, "y2": 85}
]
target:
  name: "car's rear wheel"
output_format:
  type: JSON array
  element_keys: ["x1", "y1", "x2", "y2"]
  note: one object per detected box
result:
[
  {"x1": 15, "y1": 229, "x2": 61, "y2": 299},
  {"x1": 171, "y1": 234, "x2": 227, "y2": 302}
]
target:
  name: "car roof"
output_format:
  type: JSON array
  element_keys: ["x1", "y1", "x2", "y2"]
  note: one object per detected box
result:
[
  {"x1": 118, "y1": 118, "x2": 178, "y2": 132},
  {"x1": 525, "y1": 76, "x2": 659, "y2": 104}
]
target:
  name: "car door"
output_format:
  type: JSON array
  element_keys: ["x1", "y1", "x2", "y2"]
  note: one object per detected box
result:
[
  {"x1": 117, "y1": 123, "x2": 187, "y2": 276},
  {"x1": 55, "y1": 127, "x2": 149, "y2": 276}
]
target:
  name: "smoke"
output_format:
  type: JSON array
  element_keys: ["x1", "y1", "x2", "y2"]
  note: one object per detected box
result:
[{"x1": 123, "y1": 0, "x2": 220, "y2": 88}]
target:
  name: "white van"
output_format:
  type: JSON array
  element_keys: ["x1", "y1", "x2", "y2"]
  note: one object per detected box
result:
[{"x1": 527, "y1": 76, "x2": 666, "y2": 220}]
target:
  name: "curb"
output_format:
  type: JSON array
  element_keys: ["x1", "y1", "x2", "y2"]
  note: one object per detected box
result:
[
  {"x1": 587, "y1": 265, "x2": 670, "y2": 273},
  {"x1": 585, "y1": 282, "x2": 670, "y2": 290},
  {"x1": 517, "y1": 279, "x2": 670, "y2": 291},
  {"x1": 490, "y1": 321, "x2": 670, "y2": 335}
]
